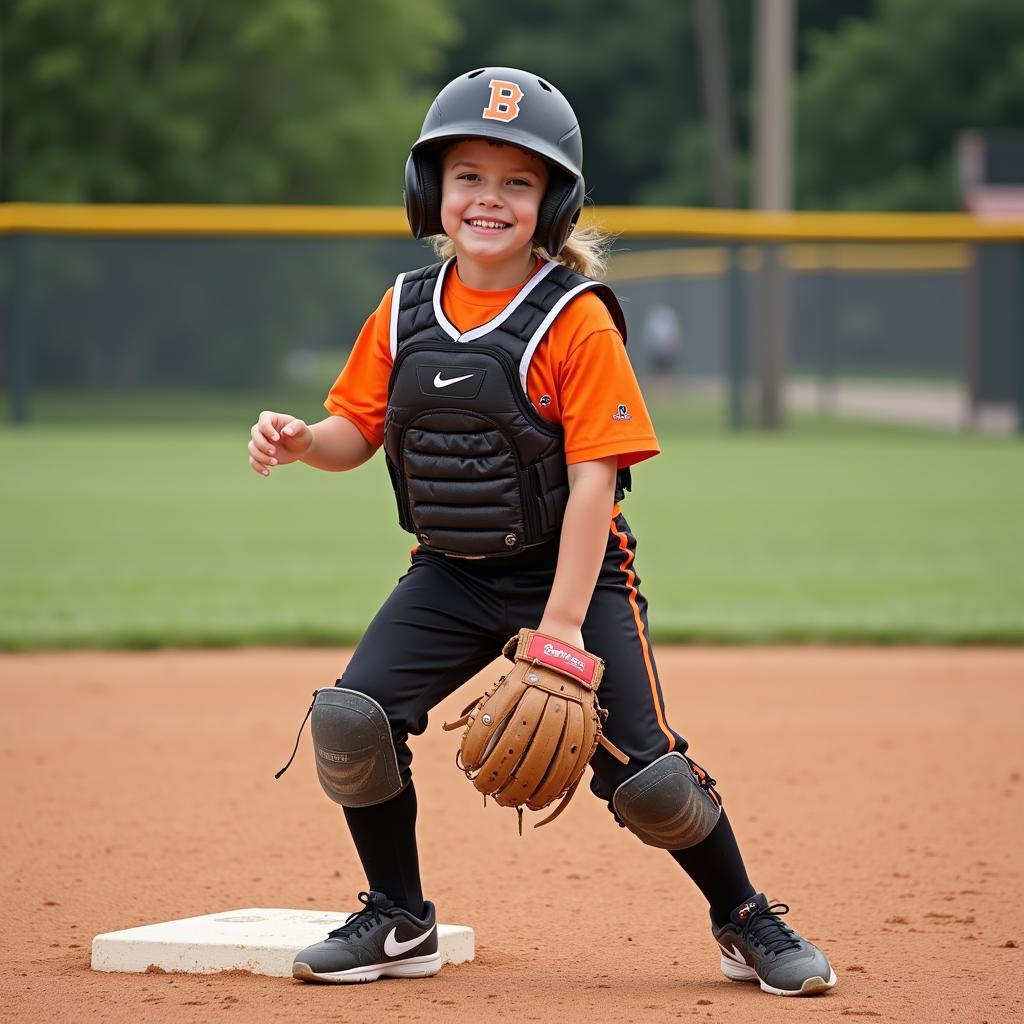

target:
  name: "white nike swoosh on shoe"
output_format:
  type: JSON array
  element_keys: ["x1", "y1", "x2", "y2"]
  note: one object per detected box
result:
[
  {"x1": 433, "y1": 372, "x2": 474, "y2": 388},
  {"x1": 719, "y1": 942, "x2": 747, "y2": 966},
  {"x1": 384, "y1": 926, "x2": 432, "y2": 957}
]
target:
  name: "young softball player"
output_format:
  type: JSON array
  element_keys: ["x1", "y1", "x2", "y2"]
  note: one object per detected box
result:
[{"x1": 249, "y1": 68, "x2": 836, "y2": 996}]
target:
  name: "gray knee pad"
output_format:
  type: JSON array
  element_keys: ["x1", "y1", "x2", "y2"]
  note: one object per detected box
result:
[
  {"x1": 310, "y1": 688, "x2": 403, "y2": 808},
  {"x1": 612, "y1": 752, "x2": 721, "y2": 849}
]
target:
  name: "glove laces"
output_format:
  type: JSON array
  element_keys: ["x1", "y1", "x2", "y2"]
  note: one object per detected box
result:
[{"x1": 743, "y1": 901, "x2": 802, "y2": 955}]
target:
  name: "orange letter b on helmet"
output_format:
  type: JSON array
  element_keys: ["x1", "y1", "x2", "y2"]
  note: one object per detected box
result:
[{"x1": 482, "y1": 79, "x2": 524, "y2": 122}]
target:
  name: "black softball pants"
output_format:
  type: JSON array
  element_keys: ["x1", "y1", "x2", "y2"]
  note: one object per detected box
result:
[{"x1": 334, "y1": 512, "x2": 685, "y2": 805}]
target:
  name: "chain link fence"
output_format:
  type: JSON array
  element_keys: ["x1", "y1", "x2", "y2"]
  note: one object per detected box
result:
[{"x1": 2, "y1": 207, "x2": 1021, "y2": 432}]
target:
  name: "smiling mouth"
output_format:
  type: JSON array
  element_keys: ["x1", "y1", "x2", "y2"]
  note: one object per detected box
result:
[{"x1": 465, "y1": 218, "x2": 512, "y2": 230}]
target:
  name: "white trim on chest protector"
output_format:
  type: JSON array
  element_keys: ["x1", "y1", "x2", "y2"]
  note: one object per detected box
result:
[{"x1": 388, "y1": 259, "x2": 565, "y2": 380}]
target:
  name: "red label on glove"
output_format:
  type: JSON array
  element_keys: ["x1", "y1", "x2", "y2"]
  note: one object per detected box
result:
[{"x1": 527, "y1": 633, "x2": 597, "y2": 686}]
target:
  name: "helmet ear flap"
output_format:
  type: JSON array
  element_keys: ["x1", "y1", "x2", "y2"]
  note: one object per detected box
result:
[
  {"x1": 536, "y1": 171, "x2": 585, "y2": 256},
  {"x1": 404, "y1": 151, "x2": 444, "y2": 238}
]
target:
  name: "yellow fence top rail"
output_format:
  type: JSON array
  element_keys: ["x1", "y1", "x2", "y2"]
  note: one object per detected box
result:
[
  {"x1": 0, "y1": 203, "x2": 412, "y2": 237},
  {"x1": 2, "y1": 202, "x2": 1024, "y2": 242}
]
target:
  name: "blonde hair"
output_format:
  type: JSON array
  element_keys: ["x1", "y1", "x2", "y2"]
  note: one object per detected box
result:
[{"x1": 429, "y1": 223, "x2": 613, "y2": 279}]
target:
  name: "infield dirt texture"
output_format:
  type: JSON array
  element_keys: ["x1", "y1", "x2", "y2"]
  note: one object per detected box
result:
[{"x1": 3, "y1": 647, "x2": 1021, "y2": 1023}]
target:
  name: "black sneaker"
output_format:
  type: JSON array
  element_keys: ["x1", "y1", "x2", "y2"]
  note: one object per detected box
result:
[
  {"x1": 712, "y1": 893, "x2": 837, "y2": 996},
  {"x1": 292, "y1": 891, "x2": 441, "y2": 983}
]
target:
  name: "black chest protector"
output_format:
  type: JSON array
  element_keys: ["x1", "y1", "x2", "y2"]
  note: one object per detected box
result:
[{"x1": 383, "y1": 258, "x2": 630, "y2": 558}]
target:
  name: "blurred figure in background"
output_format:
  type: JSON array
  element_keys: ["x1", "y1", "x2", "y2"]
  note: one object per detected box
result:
[{"x1": 642, "y1": 302, "x2": 683, "y2": 394}]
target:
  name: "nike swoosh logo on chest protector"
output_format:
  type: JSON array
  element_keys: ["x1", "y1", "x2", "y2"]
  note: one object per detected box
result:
[
  {"x1": 433, "y1": 372, "x2": 474, "y2": 388},
  {"x1": 413, "y1": 365, "x2": 487, "y2": 399}
]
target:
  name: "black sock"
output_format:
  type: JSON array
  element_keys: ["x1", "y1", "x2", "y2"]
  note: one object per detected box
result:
[
  {"x1": 342, "y1": 781, "x2": 425, "y2": 919},
  {"x1": 669, "y1": 809, "x2": 756, "y2": 929}
]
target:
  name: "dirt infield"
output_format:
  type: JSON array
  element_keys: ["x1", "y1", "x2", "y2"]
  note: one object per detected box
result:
[{"x1": 2, "y1": 648, "x2": 1022, "y2": 1023}]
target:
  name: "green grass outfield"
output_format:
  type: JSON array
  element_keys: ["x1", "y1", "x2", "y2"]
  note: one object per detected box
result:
[{"x1": 2, "y1": 416, "x2": 1022, "y2": 648}]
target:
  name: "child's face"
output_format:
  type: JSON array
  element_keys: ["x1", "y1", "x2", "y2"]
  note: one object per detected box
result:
[{"x1": 440, "y1": 139, "x2": 549, "y2": 267}]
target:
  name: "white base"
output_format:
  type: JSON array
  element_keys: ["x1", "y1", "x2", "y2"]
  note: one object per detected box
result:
[{"x1": 91, "y1": 908, "x2": 475, "y2": 977}]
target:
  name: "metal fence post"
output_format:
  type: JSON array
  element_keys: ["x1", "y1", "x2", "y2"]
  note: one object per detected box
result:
[
  {"x1": 4, "y1": 234, "x2": 31, "y2": 424},
  {"x1": 1018, "y1": 241, "x2": 1024, "y2": 435},
  {"x1": 726, "y1": 242, "x2": 745, "y2": 429},
  {"x1": 817, "y1": 244, "x2": 839, "y2": 415}
]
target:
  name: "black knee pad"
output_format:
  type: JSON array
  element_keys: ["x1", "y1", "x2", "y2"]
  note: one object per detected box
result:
[
  {"x1": 310, "y1": 688, "x2": 403, "y2": 808},
  {"x1": 612, "y1": 752, "x2": 722, "y2": 849}
]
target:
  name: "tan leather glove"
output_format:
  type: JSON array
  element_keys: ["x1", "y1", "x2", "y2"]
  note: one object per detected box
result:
[{"x1": 443, "y1": 628, "x2": 628, "y2": 832}]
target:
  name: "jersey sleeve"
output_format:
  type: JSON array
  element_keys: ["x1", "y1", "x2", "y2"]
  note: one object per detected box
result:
[
  {"x1": 555, "y1": 293, "x2": 660, "y2": 468},
  {"x1": 323, "y1": 288, "x2": 394, "y2": 449}
]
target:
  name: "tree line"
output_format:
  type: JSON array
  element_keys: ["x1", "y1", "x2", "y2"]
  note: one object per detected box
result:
[{"x1": 3, "y1": 0, "x2": 1023, "y2": 211}]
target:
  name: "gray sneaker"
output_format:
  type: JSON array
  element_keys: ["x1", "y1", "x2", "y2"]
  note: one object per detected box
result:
[
  {"x1": 292, "y1": 890, "x2": 441, "y2": 983},
  {"x1": 712, "y1": 893, "x2": 837, "y2": 996}
]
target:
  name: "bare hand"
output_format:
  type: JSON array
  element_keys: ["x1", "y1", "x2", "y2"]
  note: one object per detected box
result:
[{"x1": 248, "y1": 410, "x2": 313, "y2": 477}]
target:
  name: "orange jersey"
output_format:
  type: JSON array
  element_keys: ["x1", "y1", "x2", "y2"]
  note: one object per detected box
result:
[{"x1": 325, "y1": 261, "x2": 660, "y2": 468}]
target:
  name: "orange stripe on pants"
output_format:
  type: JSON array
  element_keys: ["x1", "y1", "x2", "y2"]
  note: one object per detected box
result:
[{"x1": 609, "y1": 518, "x2": 676, "y2": 752}]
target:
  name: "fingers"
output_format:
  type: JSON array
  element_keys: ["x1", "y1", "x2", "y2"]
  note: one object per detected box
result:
[
  {"x1": 250, "y1": 421, "x2": 278, "y2": 458},
  {"x1": 248, "y1": 437, "x2": 278, "y2": 475},
  {"x1": 280, "y1": 419, "x2": 313, "y2": 457},
  {"x1": 248, "y1": 412, "x2": 310, "y2": 474},
  {"x1": 255, "y1": 409, "x2": 290, "y2": 443},
  {"x1": 249, "y1": 411, "x2": 291, "y2": 475},
  {"x1": 280, "y1": 418, "x2": 308, "y2": 440}
]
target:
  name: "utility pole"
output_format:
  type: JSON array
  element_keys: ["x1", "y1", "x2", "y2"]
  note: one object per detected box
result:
[
  {"x1": 695, "y1": 0, "x2": 737, "y2": 208},
  {"x1": 752, "y1": 0, "x2": 795, "y2": 430},
  {"x1": 695, "y1": 0, "x2": 744, "y2": 426}
]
